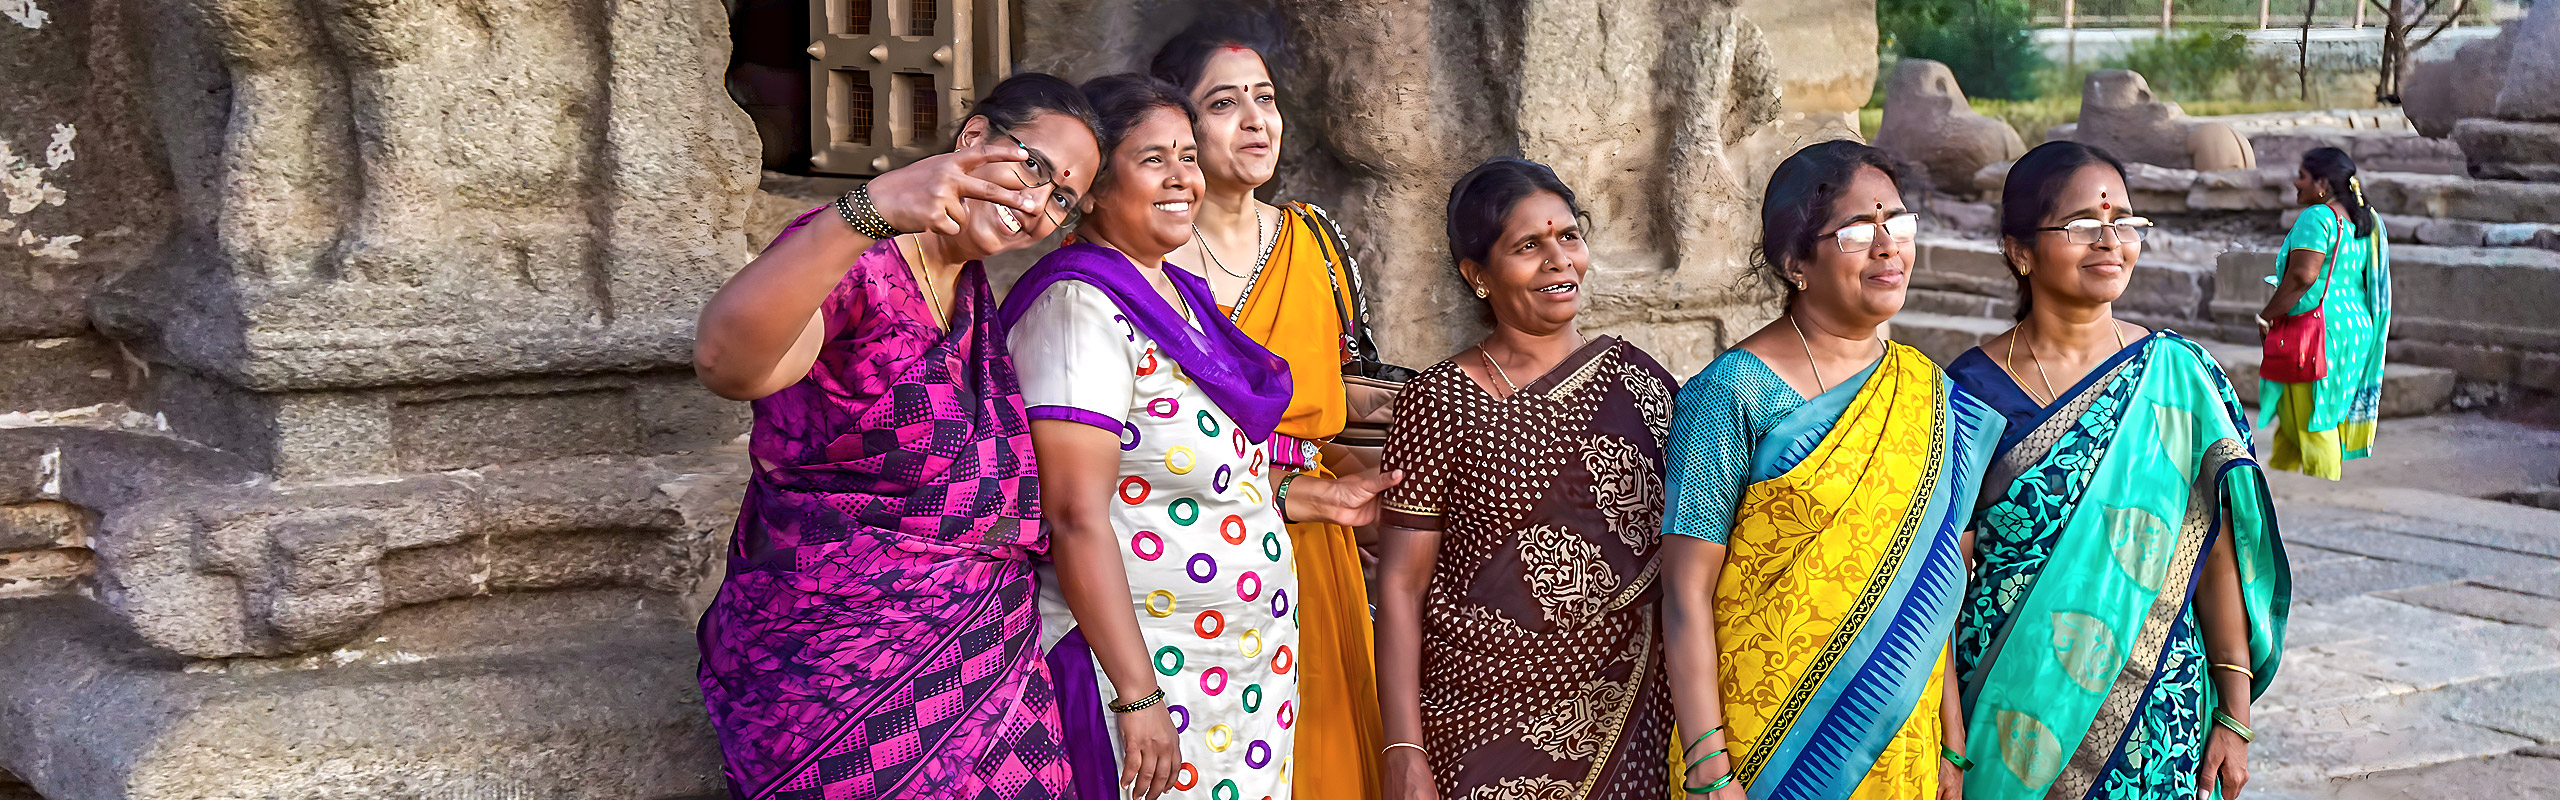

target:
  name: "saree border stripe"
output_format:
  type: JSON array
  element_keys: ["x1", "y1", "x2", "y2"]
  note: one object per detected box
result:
[
  {"x1": 749, "y1": 566, "x2": 1017, "y2": 800},
  {"x1": 1958, "y1": 352, "x2": 2146, "y2": 708},
  {"x1": 1572, "y1": 605, "x2": 1658, "y2": 797},
  {"x1": 2043, "y1": 438, "x2": 2246, "y2": 800},
  {"x1": 1975, "y1": 354, "x2": 2140, "y2": 516},
  {"x1": 1762, "y1": 504, "x2": 1965, "y2": 800},
  {"x1": 1733, "y1": 353, "x2": 1948, "y2": 789}
]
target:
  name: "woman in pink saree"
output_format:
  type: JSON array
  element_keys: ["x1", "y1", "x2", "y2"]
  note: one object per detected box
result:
[{"x1": 690, "y1": 74, "x2": 1104, "y2": 800}]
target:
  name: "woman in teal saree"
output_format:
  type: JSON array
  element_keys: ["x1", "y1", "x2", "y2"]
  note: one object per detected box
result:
[{"x1": 1947, "y1": 141, "x2": 2287, "y2": 800}]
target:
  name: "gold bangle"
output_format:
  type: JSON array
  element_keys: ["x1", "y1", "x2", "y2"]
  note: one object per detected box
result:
[
  {"x1": 1384, "y1": 742, "x2": 1428, "y2": 757},
  {"x1": 2211, "y1": 663, "x2": 2256, "y2": 680}
]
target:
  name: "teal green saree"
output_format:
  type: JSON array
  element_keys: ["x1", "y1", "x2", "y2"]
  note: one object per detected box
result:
[{"x1": 1945, "y1": 332, "x2": 2289, "y2": 800}]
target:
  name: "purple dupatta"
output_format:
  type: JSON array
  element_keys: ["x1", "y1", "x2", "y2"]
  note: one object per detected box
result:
[{"x1": 996, "y1": 242, "x2": 1293, "y2": 443}]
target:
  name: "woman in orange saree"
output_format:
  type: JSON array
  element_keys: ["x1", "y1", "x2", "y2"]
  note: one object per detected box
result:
[{"x1": 1152, "y1": 14, "x2": 1398, "y2": 800}]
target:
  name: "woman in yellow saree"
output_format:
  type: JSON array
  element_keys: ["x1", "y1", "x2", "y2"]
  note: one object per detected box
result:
[
  {"x1": 1154, "y1": 16, "x2": 1396, "y2": 800},
  {"x1": 1662, "y1": 141, "x2": 2004, "y2": 800}
]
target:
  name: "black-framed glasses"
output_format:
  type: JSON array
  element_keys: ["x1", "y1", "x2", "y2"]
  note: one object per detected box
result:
[
  {"x1": 2038, "y1": 216, "x2": 2153, "y2": 245},
  {"x1": 1819, "y1": 212, "x2": 1920, "y2": 253},
  {"x1": 992, "y1": 131, "x2": 1076, "y2": 229}
]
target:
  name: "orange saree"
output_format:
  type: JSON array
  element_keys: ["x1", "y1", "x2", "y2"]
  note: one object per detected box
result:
[{"x1": 1226, "y1": 202, "x2": 1384, "y2": 800}]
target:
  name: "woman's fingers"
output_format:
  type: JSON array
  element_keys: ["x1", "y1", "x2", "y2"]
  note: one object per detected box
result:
[
  {"x1": 947, "y1": 171, "x2": 1045, "y2": 215},
  {"x1": 947, "y1": 142, "x2": 1033, "y2": 172}
]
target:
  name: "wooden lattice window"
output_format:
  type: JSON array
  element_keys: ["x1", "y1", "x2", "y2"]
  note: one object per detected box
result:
[{"x1": 807, "y1": 0, "x2": 1012, "y2": 176}]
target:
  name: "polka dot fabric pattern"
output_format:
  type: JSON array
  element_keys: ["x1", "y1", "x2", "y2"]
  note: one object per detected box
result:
[
  {"x1": 698, "y1": 223, "x2": 1067, "y2": 800},
  {"x1": 1376, "y1": 338, "x2": 1679, "y2": 800},
  {"x1": 1010, "y1": 282, "x2": 1300, "y2": 800}
]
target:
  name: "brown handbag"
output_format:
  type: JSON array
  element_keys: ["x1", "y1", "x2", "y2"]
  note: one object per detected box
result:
[
  {"x1": 1299, "y1": 207, "x2": 1415, "y2": 562},
  {"x1": 1301, "y1": 205, "x2": 1417, "y2": 456},
  {"x1": 2262, "y1": 223, "x2": 2343, "y2": 384}
]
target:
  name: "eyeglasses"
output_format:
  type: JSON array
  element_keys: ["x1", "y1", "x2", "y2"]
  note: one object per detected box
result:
[
  {"x1": 2037, "y1": 217, "x2": 2153, "y2": 245},
  {"x1": 993, "y1": 132, "x2": 1076, "y2": 229},
  {"x1": 1819, "y1": 212, "x2": 1920, "y2": 253}
]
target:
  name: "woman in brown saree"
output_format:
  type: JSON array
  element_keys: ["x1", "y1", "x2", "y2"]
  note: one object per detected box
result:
[{"x1": 1375, "y1": 158, "x2": 1679, "y2": 800}]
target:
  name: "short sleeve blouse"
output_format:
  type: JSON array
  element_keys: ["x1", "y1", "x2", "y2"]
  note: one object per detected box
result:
[
  {"x1": 1659, "y1": 351, "x2": 1807, "y2": 544},
  {"x1": 1008, "y1": 281, "x2": 1141, "y2": 433}
]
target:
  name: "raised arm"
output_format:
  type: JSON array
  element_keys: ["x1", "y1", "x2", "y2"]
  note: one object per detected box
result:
[{"x1": 694, "y1": 145, "x2": 1042, "y2": 400}]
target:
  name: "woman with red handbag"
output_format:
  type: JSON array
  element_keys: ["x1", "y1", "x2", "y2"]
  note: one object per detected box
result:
[{"x1": 2256, "y1": 147, "x2": 2394, "y2": 480}]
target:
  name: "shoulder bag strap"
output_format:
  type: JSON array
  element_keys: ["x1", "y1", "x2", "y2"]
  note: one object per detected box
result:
[
  {"x1": 1296, "y1": 204, "x2": 1375, "y2": 363},
  {"x1": 2304, "y1": 210, "x2": 2342, "y2": 315}
]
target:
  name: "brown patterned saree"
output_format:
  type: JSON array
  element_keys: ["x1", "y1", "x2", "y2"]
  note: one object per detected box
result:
[{"x1": 1379, "y1": 337, "x2": 1678, "y2": 800}]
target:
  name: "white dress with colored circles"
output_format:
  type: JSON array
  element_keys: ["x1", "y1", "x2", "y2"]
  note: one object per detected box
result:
[{"x1": 1011, "y1": 280, "x2": 1300, "y2": 800}]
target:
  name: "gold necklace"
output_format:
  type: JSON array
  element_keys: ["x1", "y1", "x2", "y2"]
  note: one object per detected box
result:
[
  {"x1": 898, "y1": 236, "x2": 949, "y2": 329},
  {"x1": 1787, "y1": 314, "x2": 1828, "y2": 394},
  {"x1": 1478, "y1": 345, "x2": 1520, "y2": 398},
  {"x1": 1192, "y1": 207, "x2": 1265, "y2": 280},
  {"x1": 2011, "y1": 320, "x2": 2128, "y2": 405}
]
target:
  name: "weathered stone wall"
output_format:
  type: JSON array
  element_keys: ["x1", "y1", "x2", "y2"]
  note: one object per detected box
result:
[
  {"x1": 0, "y1": 0, "x2": 1877, "y2": 795},
  {"x1": 1, "y1": 0, "x2": 757, "y2": 796},
  {"x1": 1006, "y1": 0, "x2": 1867, "y2": 374}
]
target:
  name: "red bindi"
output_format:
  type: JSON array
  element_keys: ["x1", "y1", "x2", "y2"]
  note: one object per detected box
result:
[{"x1": 1062, "y1": 168, "x2": 1072, "y2": 178}]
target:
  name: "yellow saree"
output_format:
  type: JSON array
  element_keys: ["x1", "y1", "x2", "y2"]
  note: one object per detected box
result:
[
  {"x1": 1226, "y1": 201, "x2": 1384, "y2": 800},
  {"x1": 1693, "y1": 344, "x2": 2000, "y2": 799}
]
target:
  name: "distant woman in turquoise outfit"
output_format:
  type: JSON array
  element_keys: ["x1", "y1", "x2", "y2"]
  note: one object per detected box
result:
[
  {"x1": 1945, "y1": 140, "x2": 2289, "y2": 800},
  {"x1": 2255, "y1": 146, "x2": 2392, "y2": 480}
]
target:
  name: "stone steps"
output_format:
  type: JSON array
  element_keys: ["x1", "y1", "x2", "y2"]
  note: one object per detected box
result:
[
  {"x1": 1912, "y1": 237, "x2": 2213, "y2": 319},
  {"x1": 2279, "y1": 207, "x2": 2560, "y2": 251},
  {"x1": 2189, "y1": 338, "x2": 2458, "y2": 418},
  {"x1": 1889, "y1": 312, "x2": 2458, "y2": 417}
]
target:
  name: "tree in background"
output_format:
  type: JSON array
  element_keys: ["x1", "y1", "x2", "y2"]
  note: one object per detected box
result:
[
  {"x1": 1882, "y1": 0, "x2": 2051, "y2": 100},
  {"x1": 2112, "y1": 28, "x2": 2254, "y2": 100},
  {"x1": 2373, "y1": 0, "x2": 2471, "y2": 101}
]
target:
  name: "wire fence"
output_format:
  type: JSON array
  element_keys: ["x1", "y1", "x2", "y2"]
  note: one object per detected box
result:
[{"x1": 2026, "y1": 0, "x2": 2494, "y2": 28}]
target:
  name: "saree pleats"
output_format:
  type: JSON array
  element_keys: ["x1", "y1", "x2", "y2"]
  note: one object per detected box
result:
[
  {"x1": 1230, "y1": 202, "x2": 1384, "y2": 800},
  {"x1": 1710, "y1": 344, "x2": 1995, "y2": 800},
  {"x1": 1956, "y1": 334, "x2": 2288, "y2": 800}
]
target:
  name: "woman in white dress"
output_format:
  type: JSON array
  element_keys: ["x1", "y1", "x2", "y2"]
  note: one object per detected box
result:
[{"x1": 1001, "y1": 73, "x2": 1301, "y2": 800}]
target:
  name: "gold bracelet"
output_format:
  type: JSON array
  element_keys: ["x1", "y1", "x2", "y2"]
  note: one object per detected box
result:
[
  {"x1": 1384, "y1": 742, "x2": 1428, "y2": 757},
  {"x1": 2211, "y1": 662, "x2": 2255, "y2": 679}
]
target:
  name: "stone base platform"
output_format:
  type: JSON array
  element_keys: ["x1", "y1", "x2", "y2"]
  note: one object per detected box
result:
[{"x1": 0, "y1": 589, "x2": 724, "y2": 800}]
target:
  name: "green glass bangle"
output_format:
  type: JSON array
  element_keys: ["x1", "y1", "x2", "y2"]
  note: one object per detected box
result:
[
  {"x1": 1682, "y1": 771, "x2": 1736, "y2": 794},
  {"x1": 1686, "y1": 747, "x2": 1730, "y2": 772},
  {"x1": 2213, "y1": 711, "x2": 2256, "y2": 743},
  {"x1": 1941, "y1": 745, "x2": 1974, "y2": 772}
]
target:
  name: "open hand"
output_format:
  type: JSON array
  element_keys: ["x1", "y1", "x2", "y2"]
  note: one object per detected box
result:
[
  {"x1": 2198, "y1": 724, "x2": 2250, "y2": 799},
  {"x1": 1287, "y1": 470, "x2": 1406, "y2": 528},
  {"x1": 1385, "y1": 745, "x2": 1441, "y2": 800},
  {"x1": 859, "y1": 144, "x2": 1045, "y2": 237},
  {"x1": 1117, "y1": 703, "x2": 1183, "y2": 799}
]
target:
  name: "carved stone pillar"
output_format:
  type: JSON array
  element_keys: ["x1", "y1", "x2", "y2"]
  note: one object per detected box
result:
[{"x1": 0, "y1": 0, "x2": 758, "y2": 796}]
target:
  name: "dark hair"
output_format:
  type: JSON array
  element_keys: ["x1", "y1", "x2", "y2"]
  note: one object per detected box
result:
[
  {"x1": 1444, "y1": 158, "x2": 1582, "y2": 273},
  {"x1": 1149, "y1": 9, "x2": 1287, "y2": 94},
  {"x1": 1078, "y1": 73, "x2": 1199, "y2": 195},
  {"x1": 1999, "y1": 140, "x2": 2127, "y2": 321},
  {"x1": 962, "y1": 72, "x2": 1098, "y2": 147},
  {"x1": 1755, "y1": 140, "x2": 1903, "y2": 309},
  {"x1": 2300, "y1": 146, "x2": 2376, "y2": 238}
]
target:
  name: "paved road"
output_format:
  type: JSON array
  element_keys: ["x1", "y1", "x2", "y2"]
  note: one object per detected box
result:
[{"x1": 2247, "y1": 414, "x2": 2560, "y2": 798}]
